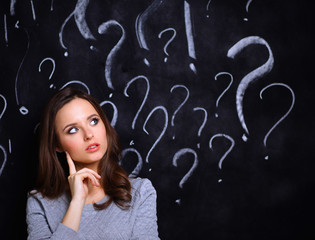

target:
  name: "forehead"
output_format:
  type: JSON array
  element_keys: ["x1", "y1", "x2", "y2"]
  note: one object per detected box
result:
[{"x1": 55, "y1": 98, "x2": 97, "y2": 124}]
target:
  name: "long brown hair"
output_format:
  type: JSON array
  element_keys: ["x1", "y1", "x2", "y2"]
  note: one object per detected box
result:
[{"x1": 35, "y1": 87, "x2": 131, "y2": 210}]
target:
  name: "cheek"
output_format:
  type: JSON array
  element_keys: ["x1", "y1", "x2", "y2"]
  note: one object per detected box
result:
[{"x1": 59, "y1": 138, "x2": 81, "y2": 154}]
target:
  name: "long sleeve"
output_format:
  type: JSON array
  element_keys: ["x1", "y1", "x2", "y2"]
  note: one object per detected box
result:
[
  {"x1": 130, "y1": 179, "x2": 160, "y2": 240},
  {"x1": 26, "y1": 194, "x2": 81, "y2": 240}
]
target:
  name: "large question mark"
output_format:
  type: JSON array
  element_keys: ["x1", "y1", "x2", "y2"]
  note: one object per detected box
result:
[
  {"x1": 173, "y1": 148, "x2": 198, "y2": 205},
  {"x1": 158, "y1": 28, "x2": 176, "y2": 63},
  {"x1": 259, "y1": 83, "x2": 295, "y2": 159},
  {"x1": 214, "y1": 72, "x2": 233, "y2": 118},
  {"x1": 143, "y1": 106, "x2": 168, "y2": 164},
  {"x1": 206, "y1": 0, "x2": 211, "y2": 18},
  {"x1": 0, "y1": 145, "x2": 8, "y2": 176},
  {"x1": 227, "y1": 36, "x2": 274, "y2": 142},
  {"x1": 184, "y1": 0, "x2": 197, "y2": 74},
  {"x1": 59, "y1": 0, "x2": 96, "y2": 55},
  {"x1": 170, "y1": 85, "x2": 190, "y2": 139},
  {"x1": 98, "y1": 20, "x2": 126, "y2": 90},
  {"x1": 135, "y1": 0, "x2": 164, "y2": 66},
  {"x1": 14, "y1": 26, "x2": 30, "y2": 115},
  {"x1": 192, "y1": 107, "x2": 208, "y2": 149},
  {"x1": 38, "y1": 57, "x2": 56, "y2": 89},
  {"x1": 209, "y1": 133, "x2": 235, "y2": 183},
  {"x1": 121, "y1": 148, "x2": 143, "y2": 178},
  {"x1": 100, "y1": 100, "x2": 118, "y2": 127},
  {"x1": 124, "y1": 75, "x2": 150, "y2": 129}
]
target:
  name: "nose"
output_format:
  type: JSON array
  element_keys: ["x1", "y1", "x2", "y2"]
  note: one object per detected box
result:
[{"x1": 84, "y1": 129, "x2": 94, "y2": 141}]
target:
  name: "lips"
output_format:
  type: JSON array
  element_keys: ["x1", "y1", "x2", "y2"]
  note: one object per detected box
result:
[{"x1": 85, "y1": 143, "x2": 100, "y2": 152}]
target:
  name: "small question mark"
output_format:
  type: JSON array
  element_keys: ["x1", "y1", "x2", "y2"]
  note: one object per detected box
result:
[
  {"x1": 0, "y1": 145, "x2": 8, "y2": 176},
  {"x1": 259, "y1": 83, "x2": 295, "y2": 160},
  {"x1": 244, "y1": 0, "x2": 254, "y2": 21},
  {"x1": 214, "y1": 72, "x2": 233, "y2": 118},
  {"x1": 0, "y1": 94, "x2": 7, "y2": 120},
  {"x1": 227, "y1": 36, "x2": 274, "y2": 142},
  {"x1": 193, "y1": 107, "x2": 208, "y2": 148},
  {"x1": 124, "y1": 75, "x2": 150, "y2": 129},
  {"x1": 173, "y1": 148, "x2": 198, "y2": 204},
  {"x1": 143, "y1": 106, "x2": 168, "y2": 164},
  {"x1": 170, "y1": 85, "x2": 189, "y2": 139},
  {"x1": 98, "y1": 20, "x2": 126, "y2": 90},
  {"x1": 209, "y1": 133, "x2": 235, "y2": 183},
  {"x1": 121, "y1": 148, "x2": 143, "y2": 178},
  {"x1": 100, "y1": 100, "x2": 118, "y2": 127},
  {"x1": 38, "y1": 57, "x2": 56, "y2": 89},
  {"x1": 158, "y1": 28, "x2": 176, "y2": 63}
]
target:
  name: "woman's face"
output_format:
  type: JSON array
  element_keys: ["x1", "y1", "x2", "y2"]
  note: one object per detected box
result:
[{"x1": 55, "y1": 98, "x2": 107, "y2": 170}]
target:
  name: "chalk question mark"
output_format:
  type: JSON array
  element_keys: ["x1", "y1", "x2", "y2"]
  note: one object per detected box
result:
[
  {"x1": 143, "y1": 106, "x2": 168, "y2": 164},
  {"x1": 124, "y1": 75, "x2": 150, "y2": 129},
  {"x1": 100, "y1": 100, "x2": 118, "y2": 127},
  {"x1": 209, "y1": 133, "x2": 235, "y2": 182},
  {"x1": 158, "y1": 28, "x2": 176, "y2": 63},
  {"x1": 214, "y1": 72, "x2": 233, "y2": 118},
  {"x1": 98, "y1": 20, "x2": 126, "y2": 90},
  {"x1": 227, "y1": 36, "x2": 274, "y2": 142},
  {"x1": 259, "y1": 83, "x2": 295, "y2": 159},
  {"x1": 173, "y1": 148, "x2": 198, "y2": 204},
  {"x1": 184, "y1": 0, "x2": 197, "y2": 74},
  {"x1": 38, "y1": 57, "x2": 56, "y2": 89},
  {"x1": 193, "y1": 107, "x2": 208, "y2": 148},
  {"x1": 206, "y1": 0, "x2": 211, "y2": 18},
  {"x1": 121, "y1": 148, "x2": 143, "y2": 178},
  {"x1": 0, "y1": 94, "x2": 7, "y2": 120},
  {"x1": 0, "y1": 145, "x2": 8, "y2": 176},
  {"x1": 244, "y1": 0, "x2": 254, "y2": 21}
]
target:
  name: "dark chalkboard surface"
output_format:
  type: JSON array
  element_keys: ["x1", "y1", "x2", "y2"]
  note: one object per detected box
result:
[{"x1": 0, "y1": 0, "x2": 314, "y2": 239}]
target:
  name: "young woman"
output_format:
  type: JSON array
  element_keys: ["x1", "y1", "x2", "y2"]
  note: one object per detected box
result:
[{"x1": 26, "y1": 87, "x2": 160, "y2": 239}]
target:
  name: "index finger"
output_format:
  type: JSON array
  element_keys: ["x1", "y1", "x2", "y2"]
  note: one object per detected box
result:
[{"x1": 65, "y1": 152, "x2": 76, "y2": 175}]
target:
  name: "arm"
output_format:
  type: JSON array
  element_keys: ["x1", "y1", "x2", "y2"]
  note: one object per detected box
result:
[{"x1": 131, "y1": 179, "x2": 160, "y2": 240}]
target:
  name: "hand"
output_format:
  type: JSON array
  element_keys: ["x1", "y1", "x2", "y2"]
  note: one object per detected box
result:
[{"x1": 65, "y1": 152, "x2": 101, "y2": 203}]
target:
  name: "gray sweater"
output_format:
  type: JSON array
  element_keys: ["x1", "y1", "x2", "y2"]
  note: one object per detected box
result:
[{"x1": 26, "y1": 178, "x2": 160, "y2": 240}]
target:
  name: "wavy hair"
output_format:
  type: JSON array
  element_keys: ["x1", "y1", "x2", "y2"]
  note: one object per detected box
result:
[{"x1": 35, "y1": 87, "x2": 131, "y2": 210}]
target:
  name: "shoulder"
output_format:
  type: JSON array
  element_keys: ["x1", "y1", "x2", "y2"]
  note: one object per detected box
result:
[
  {"x1": 26, "y1": 190, "x2": 69, "y2": 214},
  {"x1": 129, "y1": 178, "x2": 157, "y2": 205},
  {"x1": 130, "y1": 177, "x2": 156, "y2": 194}
]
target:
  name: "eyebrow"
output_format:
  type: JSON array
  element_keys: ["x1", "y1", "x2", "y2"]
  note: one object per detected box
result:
[{"x1": 62, "y1": 113, "x2": 100, "y2": 132}]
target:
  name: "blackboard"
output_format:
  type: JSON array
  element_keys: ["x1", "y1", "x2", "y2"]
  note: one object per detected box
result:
[{"x1": 0, "y1": 0, "x2": 314, "y2": 239}]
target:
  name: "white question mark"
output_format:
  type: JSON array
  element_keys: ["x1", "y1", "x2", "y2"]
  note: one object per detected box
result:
[
  {"x1": 121, "y1": 148, "x2": 143, "y2": 178},
  {"x1": 158, "y1": 28, "x2": 176, "y2": 63},
  {"x1": 14, "y1": 27, "x2": 30, "y2": 115},
  {"x1": 0, "y1": 94, "x2": 7, "y2": 120},
  {"x1": 193, "y1": 107, "x2": 208, "y2": 148},
  {"x1": 227, "y1": 36, "x2": 274, "y2": 142},
  {"x1": 184, "y1": 0, "x2": 197, "y2": 74},
  {"x1": 0, "y1": 145, "x2": 8, "y2": 176},
  {"x1": 259, "y1": 83, "x2": 295, "y2": 159},
  {"x1": 143, "y1": 106, "x2": 168, "y2": 164},
  {"x1": 98, "y1": 20, "x2": 126, "y2": 90},
  {"x1": 170, "y1": 85, "x2": 189, "y2": 125},
  {"x1": 100, "y1": 100, "x2": 118, "y2": 127},
  {"x1": 214, "y1": 72, "x2": 233, "y2": 118},
  {"x1": 38, "y1": 57, "x2": 56, "y2": 89},
  {"x1": 209, "y1": 133, "x2": 235, "y2": 182},
  {"x1": 173, "y1": 148, "x2": 198, "y2": 189},
  {"x1": 244, "y1": 0, "x2": 254, "y2": 21},
  {"x1": 60, "y1": 80, "x2": 90, "y2": 94},
  {"x1": 206, "y1": 0, "x2": 211, "y2": 18},
  {"x1": 124, "y1": 75, "x2": 150, "y2": 129}
]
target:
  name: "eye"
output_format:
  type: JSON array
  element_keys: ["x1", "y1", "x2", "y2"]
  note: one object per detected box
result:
[
  {"x1": 90, "y1": 117, "x2": 99, "y2": 126},
  {"x1": 68, "y1": 127, "x2": 78, "y2": 134}
]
